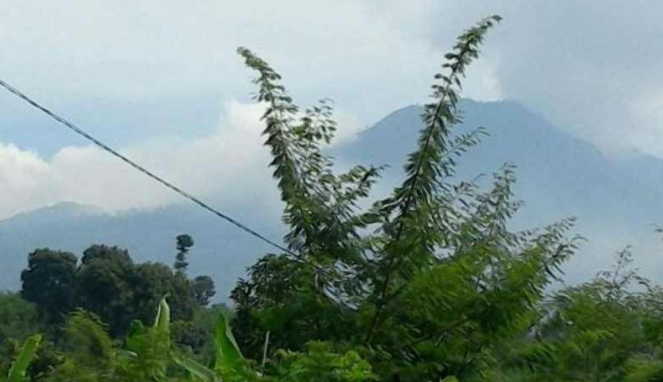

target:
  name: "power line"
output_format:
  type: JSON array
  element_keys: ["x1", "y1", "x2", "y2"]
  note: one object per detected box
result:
[{"x1": 0, "y1": 77, "x2": 296, "y2": 257}]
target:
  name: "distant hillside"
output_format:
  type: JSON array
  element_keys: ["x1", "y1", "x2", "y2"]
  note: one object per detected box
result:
[
  {"x1": 340, "y1": 101, "x2": 660, "y2": 221},
  {"x1": 336, "y1": 100, "x2": 663, "y2": 281},
  {"x1": 2, "y1": 99, "x2": 663, "y2": 299}
]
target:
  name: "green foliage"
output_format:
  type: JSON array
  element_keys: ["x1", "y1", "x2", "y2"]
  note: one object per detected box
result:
[
  {"x1": 20, "y1": 249, "x2": 77, "y2": 324},
  {"x1": 171, "y1": 305, "x2": 228, "y2": 360},
  {"x1": 213, "y1": 313, "x2": 244, "y2": 378},
  {"x1": 61, "y1": 310, "x2": 115, "y2": 366},
  {"x1": 192, "y1": 276, "x2": 216, "y2": 307},
  {"x1": 170, "y1": 301, "x2": 373, "y2": 382},
  {"x1": 19, "y1": 235, "x2": 215, "y2": 339},
  {"x1": 47, "y1": 310, "x2": 115, "y2": 382},
  {"x1": 233, "y1": 14, "x2": 582, "y2": 382},
  {"x1": 0, "y1": 293, "x2": 40, "y2": 346},
  {"x1": 272, "y1": 342, "x2": 374, "y2": 382},
  {"x1": 483, "y1": 249, "x2": 663, "y2": 382},
  {"x1": 115, "y1": 298, "x2": 172, "y2": 381},
  {"x1": 2, "y1": 334, "x2": 41, "y2": 382},
  {"x1": 76, "y1": 245, "x2": 136, "y2": 337},
  {"x1": 175, "y1": 234, "x2": 195, "y2": 274},
  {"x1": 171, "y1": 351, "x2": 219, "y2": 382},
  {"x1": 41, "y1": 297, "x2": 201, "y2": 381}
]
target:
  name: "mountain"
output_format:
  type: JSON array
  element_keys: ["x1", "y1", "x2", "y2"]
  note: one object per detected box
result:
[
  {"x1": 341, "y1": 101, "x2": 655, "y2": 217},
  {"x1": 2, "y1": 99, "x2": 663, "y2": 299},
  {"x1": 336, "y1": 100, "x2": 663, "y2": 281},
  {"x1": 4, "y1": 202, "x2": 106, "y2": 224}
]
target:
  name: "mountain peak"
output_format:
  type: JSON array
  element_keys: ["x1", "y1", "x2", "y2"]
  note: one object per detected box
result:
[
  {"x1": 1, "y1": 202, "x2": 107, "y2": 225},
  {"x1": 44, "y1": 201, "x2": 106, "y2": 215}
]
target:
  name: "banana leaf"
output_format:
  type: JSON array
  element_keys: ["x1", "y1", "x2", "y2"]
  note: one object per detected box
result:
[
  {"x1": 214, "y1": 313, "x2": 243, "y2": 375},
  {"x1": 171, "y1": 351, "x2": 219, "y2": 382},
  {"x1": 7, "y1": 334, "x2": 42, "y2": 382}
]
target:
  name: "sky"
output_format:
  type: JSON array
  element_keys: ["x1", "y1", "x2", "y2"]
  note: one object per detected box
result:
[{"x1": 2, "y1": 0, "x2": 663, "y2": 219}]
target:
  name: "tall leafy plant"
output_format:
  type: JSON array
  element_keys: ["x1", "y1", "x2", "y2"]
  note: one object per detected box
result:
[{"x1": 232, "y1": 14, "x2": 580, "y2": 382}]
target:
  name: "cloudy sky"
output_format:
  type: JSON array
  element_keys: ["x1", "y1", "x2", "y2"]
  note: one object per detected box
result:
[{"x1": 2, "y1": 0, "x2": 663, "y2": 219}]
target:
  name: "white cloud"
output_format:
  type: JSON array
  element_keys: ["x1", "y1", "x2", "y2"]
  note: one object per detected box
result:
[
  {"x1": 0, "y1": 99, "x2": 366, "y2": 220},
  {"x1": 8, "y1": 0, "x2": 663, "y2": 160},
  {"x1": 475, "y1": 0, "x2": 663, "y2": 156},
  {"x1": 0, "y1": 0, "x2": 501, "y2": 127},
  {"x1": 0, "y1": 100, "x2": 277, "y2": 219},
  {"x1": 8, "y1": 0, "x2": 663, "y2": 219},
  {"x1": 0, "y1": 143, "x2": 53, "y2": 218}
]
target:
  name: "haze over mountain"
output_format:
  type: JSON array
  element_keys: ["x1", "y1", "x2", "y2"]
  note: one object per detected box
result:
[
  {"x1": 2, "y1": 99, "x2": 662, "y2": 299},
  {"x1": 338, "y1": 100, "x2": 663, "y2": 281}
]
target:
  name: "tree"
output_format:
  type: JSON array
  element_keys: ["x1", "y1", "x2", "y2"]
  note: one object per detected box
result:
[
  {"x1": 174, "y1": 234, "x2": 194, "y2": 275},
  {"x1": 0, "y1": 292, "x2": 40, "y2": 345},
  {"x1": 76, "y1": 244, "x2": 201, "y2": 336},
  {"x1": 192, "y1": 276, "x2": 215, "y2": 306},
  {"x1": 130, "y1": 262, "x2": 178, "y2": 324},
  {"x1": 52, "y1": 310, "x2": 116, "y2": 381},
  {"x1": 19, "y1": 239, "x2": 216, "y2": 340},
  {"x1": 489, "y1": 249, "x2": 663, "y2": 382},
  {"x1": 76, "y1": 245, "x2": 135, "y2": 337},
  {"x1": 20, "y1": 249, "x2": 77, "y2": 324},
  {"x1": 166, "y1": 269, "x2": 197, "y2": 322},
  {"x1": 231, "y1": 15, "x2": 581, "y2": 381}
]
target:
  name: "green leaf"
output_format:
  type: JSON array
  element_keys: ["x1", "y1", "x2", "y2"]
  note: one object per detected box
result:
[
  {"x1": 7, "y1": 334, "x2": 41, "y2": 382},
  {"x1": 214, "y1": 313, "x2": 243, "y2": 374},
  {"x1": 154, "y1": 295, "x2": 171, "y2": 333},
  {"x1": 171, "y1": 351, "x2": 219, "y2": 382},
  {"x1": 121, "y1": 297, "x2": 172, "y2": 381}
]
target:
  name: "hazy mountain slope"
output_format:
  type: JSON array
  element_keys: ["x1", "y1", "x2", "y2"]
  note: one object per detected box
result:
[
  {"x1": 336, "y1": 100, "x2": 663, "y2": 280},
  {"x1": 2, "y1": 99, "x2": 663, "y2": 299}
]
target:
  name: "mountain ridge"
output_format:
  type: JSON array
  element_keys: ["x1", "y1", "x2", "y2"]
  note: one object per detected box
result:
[
  {"x1": 2, "y1": 202, "x2": 107, "y2": 224},
  {"x1": 2, "y1": 99, "x2": 663, "y2": 299}
]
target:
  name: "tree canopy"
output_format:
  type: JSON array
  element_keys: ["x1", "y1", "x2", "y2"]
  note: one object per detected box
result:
[{"x1": 19, "y1": 238, "x2": 215, "y2": 338}]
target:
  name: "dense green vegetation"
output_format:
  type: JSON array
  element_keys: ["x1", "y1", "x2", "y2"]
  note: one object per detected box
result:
[{"x1": 4, "y1": 16, "x2": 663, "y2": 381}]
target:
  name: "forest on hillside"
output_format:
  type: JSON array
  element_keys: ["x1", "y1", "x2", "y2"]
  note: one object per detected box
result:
[{"x1": 4, "y1": 16, "x2": 663, "y2": 382}]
